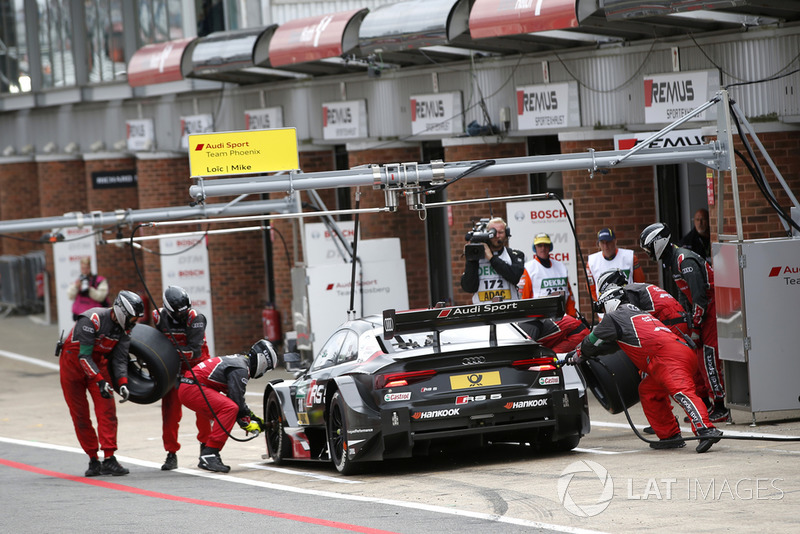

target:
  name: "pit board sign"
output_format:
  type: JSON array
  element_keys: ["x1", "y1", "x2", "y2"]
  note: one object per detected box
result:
[{"x1": 188, "y1": 128, "x2": 299, "y2": 178}]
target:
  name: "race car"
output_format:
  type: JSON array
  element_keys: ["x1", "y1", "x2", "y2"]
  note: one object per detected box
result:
[{"x1": 262, "y1": 296, "x2": 589, "y2": 474}]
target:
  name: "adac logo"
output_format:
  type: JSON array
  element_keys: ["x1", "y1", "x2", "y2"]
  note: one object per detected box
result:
[{"x1": 769, "y1": 266, "x2": 800, "y2": 277}]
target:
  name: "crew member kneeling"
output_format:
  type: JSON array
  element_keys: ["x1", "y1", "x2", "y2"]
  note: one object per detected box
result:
[
  {"x1": 178, "y1": 339, "x2": 277, "y2": 472},
  {"x1": 567, "y1": 285, "x2": 723, "y2": 453}
]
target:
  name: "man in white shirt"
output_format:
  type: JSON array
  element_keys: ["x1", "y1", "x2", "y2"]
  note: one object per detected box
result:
[
  {"x1": 519, "y1": 233, "x2": 577, "y2": 317},
  {"x1": 586, "y1": 227, "x2": 645, "y2": 301}
]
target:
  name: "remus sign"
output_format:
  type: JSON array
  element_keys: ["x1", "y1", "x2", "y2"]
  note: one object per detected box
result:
[{"x1": 188, "y1": 128, "x2": 299, "y2": 178}]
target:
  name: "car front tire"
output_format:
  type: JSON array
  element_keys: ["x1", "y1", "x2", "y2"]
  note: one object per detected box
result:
[{"x1": 265, "y1": 390, "x2": 292, "y2": 463}]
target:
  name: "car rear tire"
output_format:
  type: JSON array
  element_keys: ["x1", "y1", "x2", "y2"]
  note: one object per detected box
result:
[
  {"x1": 545, "y1": 434, "x2": 581, "y2": 453},
  {"x1": 110, "y1": 324, "x2": 180, "y2": 405},
  {"x1": 265, "y1": 390, "x2": 292, "y2": 464},
  {"x1": 327, "y1": 391, "x2": 360, "y2": 475}
]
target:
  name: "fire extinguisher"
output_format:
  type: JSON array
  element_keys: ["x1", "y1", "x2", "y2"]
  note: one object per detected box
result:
[{"x1": 262, "y1": 303, "x2": 282, "y2": 343}]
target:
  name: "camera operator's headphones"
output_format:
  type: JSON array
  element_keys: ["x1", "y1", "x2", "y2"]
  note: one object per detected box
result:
[{"x1": 488, "y1": 217, "x2": 511, "y2": 237}]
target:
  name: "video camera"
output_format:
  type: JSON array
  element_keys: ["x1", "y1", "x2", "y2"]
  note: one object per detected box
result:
[
  {"x1": 79, "y1": 274, "x2": 91, "y2": 294},
  {"x1": 464, "y1": 218, "x2": 496, "y2": 261}
]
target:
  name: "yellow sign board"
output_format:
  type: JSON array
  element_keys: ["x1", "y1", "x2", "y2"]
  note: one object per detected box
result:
[
  {"x1": 188, "y1": 128, "x2": 299, "y2": 178},
  {"x1": 449, "y1": 371, "x2": 501, "y2": 390}
]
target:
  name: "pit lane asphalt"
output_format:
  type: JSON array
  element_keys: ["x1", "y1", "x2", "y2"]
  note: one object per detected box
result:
[{"x1": 2, "y1": 313, "x2": 800, "y2": 534}]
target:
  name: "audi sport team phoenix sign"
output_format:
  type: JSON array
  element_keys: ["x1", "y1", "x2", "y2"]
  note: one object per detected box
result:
[{"x1": 188, "y1": 128, "x2": 299, "y2": 178}]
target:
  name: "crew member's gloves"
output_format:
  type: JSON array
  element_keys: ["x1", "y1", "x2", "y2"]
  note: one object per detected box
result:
[
  {"x1": 238, "y1": 416, "x2": 261, "y2": 436},
  {"x1": 119, "y1": 385, "x2": 130, "y2": 403},
  {"x1": 98, "y1": 380, "x2": 113, "y2": 399},
  {"x1": 249, "y1": 412, "x2": 266, "y2": 432}
]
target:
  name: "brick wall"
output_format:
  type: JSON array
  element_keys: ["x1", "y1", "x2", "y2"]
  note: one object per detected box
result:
[
  {"x1": 0, "y1": 160, "x2": 40, "y2": 256},
  {"x1": 711, "y1": 130, "x2": 800, "y2": 240},
  {"x1": 83, "y1": 157, "x2": 145, "y2": 314},
  {"x1": 444, "y1": 140, "x2": 529, "y2": 306}
]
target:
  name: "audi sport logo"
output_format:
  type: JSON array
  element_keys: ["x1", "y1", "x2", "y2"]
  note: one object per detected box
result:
[{"x1": 462, "y1": 356, "x2": 485, "y2": 365}]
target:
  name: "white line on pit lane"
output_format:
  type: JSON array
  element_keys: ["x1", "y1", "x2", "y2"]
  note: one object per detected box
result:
[
  {"x1": 241, "y1": 462, "x2": 363, "y2": 483},
  {"x1": 592, "y1": 420, "x2": 800, "y2": 440},
  {"x1": 0, "y1": 349, "x2": 59, "y2": 370},
  {"x1": 1, "y1": 436, "x2": 609, "y2": 534},
  {"x1": 574, "y1": 447, "x2": 640, "y2": 455}
]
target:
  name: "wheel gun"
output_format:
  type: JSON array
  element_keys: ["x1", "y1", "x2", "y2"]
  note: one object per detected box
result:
[{"x1": 55, "y1": 330, "x2": 65, "y2": 357}]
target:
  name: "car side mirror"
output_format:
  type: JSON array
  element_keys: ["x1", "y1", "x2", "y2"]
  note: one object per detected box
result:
[{"x1": 283, "y1": 351, "x2": 305, "y2": 373}]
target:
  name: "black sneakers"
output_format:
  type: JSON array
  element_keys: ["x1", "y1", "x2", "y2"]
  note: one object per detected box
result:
[
  {"x1": 85, "y1": 458, "x2": 102, "y2": 477},
  {"x1": 708, "y1": 407, "x2": 731, "y2": 423},
  {"x1": 161, "y1": 452, "x2": 178, "y2": 471},
  {"x1": 696, "y1": 428, "x2": 723, "y2": 453},
  {"x1": 649, "y1": 432, "x2": 686, "y2": 449},
  {"x1": 198, "y1": 447, "x2": 230, "y2": 473},
  {"x1": 643, "y1": 426, "x2": 656, "y2": 435},
  {"x1": 101, "y1": 456, "x2": 130, "y2": 476}
]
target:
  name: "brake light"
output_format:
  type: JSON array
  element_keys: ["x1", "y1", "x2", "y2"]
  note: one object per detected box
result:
[
  {"x1": 375, "y1": 370, "x2": 437, "y2": 389},
  {"x1": 512, "y1": 357, "x2": 557, "y2": 371}
]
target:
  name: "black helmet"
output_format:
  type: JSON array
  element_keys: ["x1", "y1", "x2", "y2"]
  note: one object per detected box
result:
[
  {"x1": 596, "y1": 269, "x2": 629, "y2": 294},
  {"x1": 640, "y1": 222, "x2": 672, "y2": 261},
  {"x1": 247, "y1": 339, "x2": 277, "y2": 379},
  {"x1": 163, "y1": 285, "x2": 191, "y2": 323},
  {"x1": 113, "y1": 290, "x2": 144, "y2": 331},
  {"x1": 596, "y1": 284, "x2": 627, "y2": 314}
]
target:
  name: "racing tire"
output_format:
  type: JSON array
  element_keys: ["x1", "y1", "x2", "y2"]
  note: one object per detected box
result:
[
  {"x1": 109, "y1": 324, "x2": 180, "y2": 405},
  {"x1": 265, "y1": 390, "x2": 292, "y2": 464},
  {"x1": 544, "y1": 434, "x2": 581, "y2": 453},
  {"x1": 327, "y1": 391, "x2": 360, "y2": 475},
  {"x1": 578, "y1": 349, "x2": 641, "y2": 414}
]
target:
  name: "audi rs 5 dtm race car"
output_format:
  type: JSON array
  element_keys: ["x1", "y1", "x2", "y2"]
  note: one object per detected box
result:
[{"x1": 262, "y1": 296, "x2": 589, "y2": 474}]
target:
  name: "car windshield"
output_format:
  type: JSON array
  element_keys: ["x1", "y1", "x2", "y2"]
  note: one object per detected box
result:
[{"x1": 384, "y1": 323, "x2": 526, "y2": 353}]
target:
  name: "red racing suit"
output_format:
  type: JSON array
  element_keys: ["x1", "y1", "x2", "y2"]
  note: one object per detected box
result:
[
  {"x1": 665, "y1": 245, "x2": 724, "y2": 403},
  {"x1": 519, "y1": 314, "x2": 588, "y2": 353},
  {"x1": 623, "y1": 283, "x2": 691, "y2": 339},
  {"x1": 153, "y1": 308, "x2": 212, "y2": 454},
  {"x1": 59, "y1": 307, "x2": 131, "y2": 458},
  {"x1": 177, "y1": 355, "x2": 252, "y2": 451},
  {"x1": 578, "y1": 303, "x2": 715, "y2": 440}
]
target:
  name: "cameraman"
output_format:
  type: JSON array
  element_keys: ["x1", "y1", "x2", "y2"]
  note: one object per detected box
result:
[
  {"x1": 460, "y1": 217, "x2": 525, "y2": 303},
  {"x1": 67, "y1": 257, "x2": 109, "y2": 321}
]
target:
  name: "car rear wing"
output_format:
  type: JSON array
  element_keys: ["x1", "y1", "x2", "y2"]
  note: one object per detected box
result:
[{"x1": 382, "y1": 296, "x2": 565, "y2": 340}]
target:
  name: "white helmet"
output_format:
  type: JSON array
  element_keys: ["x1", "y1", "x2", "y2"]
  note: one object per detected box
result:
[
  {"x1": 640, "y1": 222, "x2": 672, "y2": 262},
  {"x1": 248, "y1": 339, "x2": 277, "y2": 379},
  {"x1": 596, "y1": 269, "x2": 629, "y2": 295},
  {"x1": 597, "y1": 285, "x2": 626, "y2": 314}
]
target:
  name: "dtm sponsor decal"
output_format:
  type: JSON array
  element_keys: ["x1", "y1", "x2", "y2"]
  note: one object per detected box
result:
[
  {"x1": 384, "y1": 392, "x2": 412, "y2": 402},
  {"x1": 437, "y1": 301, "x2": 520, "y2": 318},
  {"x1": 539, "y1": 376, "x2": 560, "y2": 385},
  {"x1": 412, "y1": 408, "x2": 460, "y2": 419},
  {"x1": 769, "y1": 266, "x2": 800, "y2": 285},
  {"x1": 504, "y1": 397, "x2": 549, "y2": 410}
]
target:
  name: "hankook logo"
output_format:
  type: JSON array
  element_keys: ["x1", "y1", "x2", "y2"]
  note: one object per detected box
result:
[{"x1": 462, "y1": 356, "x2": 485, "y2": 365}]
